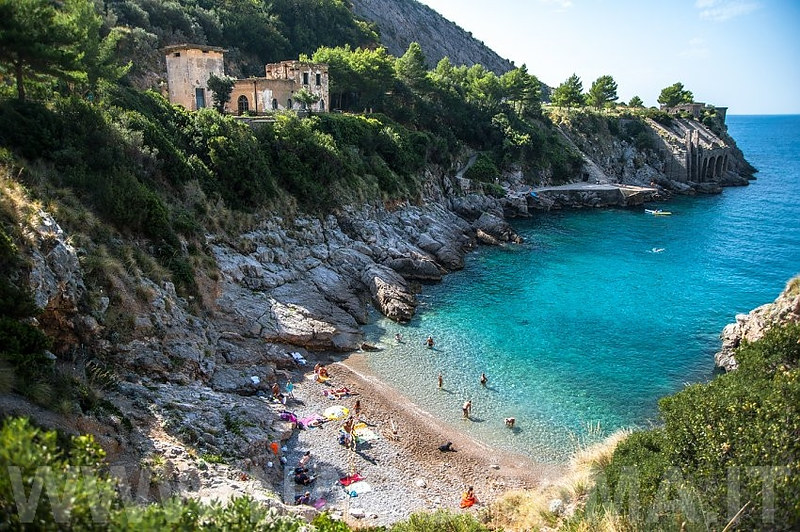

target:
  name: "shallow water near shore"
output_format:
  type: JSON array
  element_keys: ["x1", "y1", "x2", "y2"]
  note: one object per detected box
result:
[{"x1": 362, "y1": 115, "x2": 800, "y2": 463}]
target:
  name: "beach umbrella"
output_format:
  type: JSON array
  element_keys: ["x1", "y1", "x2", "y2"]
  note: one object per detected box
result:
[{"x1": 323, "y1": 405, "x2": 349, "y2": 420}]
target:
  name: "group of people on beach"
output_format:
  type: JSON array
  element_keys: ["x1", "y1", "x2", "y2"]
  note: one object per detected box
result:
[
  {"x1": 286, "y1": 343, "x2": 496, "y2": 514},
  {"x1": 271, "y1": 380, "x2": 294, "y2": 405}
]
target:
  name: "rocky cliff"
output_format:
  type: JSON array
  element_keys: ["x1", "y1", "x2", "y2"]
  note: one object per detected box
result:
[
  {"x1": 2, "y1": 162, "x2": 525, "y2": 510},
  {"x1": 716, "y1": 277, "x2": 800, "y2": 371},
  {"x1": 350, "y1": 0, "x2": 514, "y2": 73},
  {"x1": 551, "y1": 112, "x2": 755, "y2": 199}
]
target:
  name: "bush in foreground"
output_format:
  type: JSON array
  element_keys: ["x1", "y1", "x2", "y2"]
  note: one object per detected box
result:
[{"x1": 589, "y1": 323, "x2": 800, "y2": 530}]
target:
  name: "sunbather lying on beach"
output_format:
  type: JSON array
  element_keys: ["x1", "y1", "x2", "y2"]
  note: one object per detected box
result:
[{"x1": 322, "y1": 387, "x2": 358, "y2": 399}]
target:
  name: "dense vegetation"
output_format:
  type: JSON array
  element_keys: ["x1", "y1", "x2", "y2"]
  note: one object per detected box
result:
[
  {"x1": 574, "y1": 323, "x2": 800, "y2": 530},
  {"x1": 0, "y1": 416, "x2": 490, "y2": 530}
]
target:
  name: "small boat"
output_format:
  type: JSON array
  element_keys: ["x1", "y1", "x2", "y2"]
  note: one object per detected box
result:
[{"x1": 645, "y1": 209, "x2": 672, "y2": 216}]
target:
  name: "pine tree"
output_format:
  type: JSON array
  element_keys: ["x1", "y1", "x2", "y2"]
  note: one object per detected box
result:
[
  {"x1": 0, "y1": 0, "x2": 83, "y2": 101},
  {"x1": 587, "y1": 75, "x2": 618, "y2": 110},
  {"x1": 551, "y1": 73, "x2": 584, "y2": 108}
]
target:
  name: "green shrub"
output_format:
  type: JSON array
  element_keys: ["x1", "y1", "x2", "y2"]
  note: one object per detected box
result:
[
  {"x1": 390, "y1": 509, "x2": 489, "y2": 532},
  {"x1": 0, "y1": 417, "x2": 321, "y2": 529},
  {"x1": 596, "y1": 323, "x2": 800, "y2": 530},
  {"x1": 464, "y1": 154, "x2": 499, "y2": 183},
  {"x1": 0, "y1": 418, "x2": 117, "y2": 529},
  {"x1": 643, "y1": 108, "x2": 673, "y2": 126}
]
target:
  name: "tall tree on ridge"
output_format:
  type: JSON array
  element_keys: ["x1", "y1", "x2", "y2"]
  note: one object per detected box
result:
[
  {"x1": 658, "y1": 82, "x2": 694, "y2": 107},
  {"x1": 587, "y1": 74, "x2": 618, "y2": 110},
  {"x1": 0, "y1": 0, "x2": 83, "y2": 101},
  {"x1": 551, "y1": 73, "x2": 584, "y2": 109},
  {"x1": 395, "y1": 42, "x2": 429, "y2": 92}
]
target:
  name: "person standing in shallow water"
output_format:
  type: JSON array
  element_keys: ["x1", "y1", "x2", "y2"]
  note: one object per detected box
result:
[
  {"x1": 462, "y1": 400, "x2": 472, "y2": 419},
  {"x1": 480, "y1": 373, "x2": 487, "y2": 386},
  {"x1": 438, "y1": 374, "x2": 443, "y2": 389}
]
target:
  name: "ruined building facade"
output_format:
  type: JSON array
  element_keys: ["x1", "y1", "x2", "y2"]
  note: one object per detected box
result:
[
  {"x1": 164, "y1": 45, "x2": 226, "y2": 111},
  {"x1": 164, "y1": 45, "x2": 329, "y2": 114}
]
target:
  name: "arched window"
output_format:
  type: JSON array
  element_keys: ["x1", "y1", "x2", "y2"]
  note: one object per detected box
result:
[
  {"x1": 237, "y1": 95, "x2": 249, "y2": 114},
  {"x1": 287, "y1": 98, "x2": 293, "y2": 109},
  {"x1": 319, "y1": 100, "x2": 325, "y2": 111},
  {"x1": 272, "y1": 98, "x2": 278, "y2": 110}
]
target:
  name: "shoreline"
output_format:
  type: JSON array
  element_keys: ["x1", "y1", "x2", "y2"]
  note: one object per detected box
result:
[{"x1": 281, "y1": 351, "x2": 565, "y2": 526}]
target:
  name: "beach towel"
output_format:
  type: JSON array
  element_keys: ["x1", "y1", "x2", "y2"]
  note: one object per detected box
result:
[
  {"x1": 352, "y1": 426, "x2": 379, "y2": 441},
  {"x1": 347, "y1": 481, "x2": 373, "y2": 495},
  {"x1": 339, "y1": 473, "x2": 365, "y2": 486},
  {"x1": 323, "y1": 405, "x2": 349, "y2": 420},
  {"x1": 279, "y1": 411, "x2": 298, "y2": 423},
  {"x1": 299, "y1": 414, "x2": 324, "y2": 428},
  {"x1": 313, "y1": 498, "x2": 327, "y2": 510}
]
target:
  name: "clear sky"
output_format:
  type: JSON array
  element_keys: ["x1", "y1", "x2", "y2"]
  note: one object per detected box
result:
[{"x1": 415, "y1": 0, "x2": 800, "y2": 114}]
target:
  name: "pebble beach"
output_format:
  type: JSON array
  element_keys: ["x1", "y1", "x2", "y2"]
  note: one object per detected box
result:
[{"x1": 278, "y1": 354, "x2": 565, "y2": 527}]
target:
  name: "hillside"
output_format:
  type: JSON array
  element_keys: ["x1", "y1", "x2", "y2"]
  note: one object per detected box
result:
[{"x1": 350, "y1": 0, "x2": 514, "y2": 73}]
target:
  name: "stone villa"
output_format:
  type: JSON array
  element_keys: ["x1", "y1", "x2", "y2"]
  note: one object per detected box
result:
[{"x1": 164, "y1": 44, "x2": 329, "y2": 114}]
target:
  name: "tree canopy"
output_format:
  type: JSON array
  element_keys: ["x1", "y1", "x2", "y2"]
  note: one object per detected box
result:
[
  {"x1": 551, "y1": 73, "x2": 584, "y2": 108},
  {"x1": 628, "y1": 95, "x2": 644, "y2": 108},
  {"x1": 207, "y1": 73, "x2": 236, "y2": 112},
  {"x1": 499, "y1": 64, "x2": 542, "y2": 118},
  {"x1": 0, "y1": 0, "x2": 83, "y2": 100},
  {"x1": 587, "y1": 75, "x2": 618, "y2": 110},
  {"x1": 395, "y1": 42, "x2": 429, "y2": 91},
  {"x1": 658, "y1": 82, "x2": 694, "y2": 107}
]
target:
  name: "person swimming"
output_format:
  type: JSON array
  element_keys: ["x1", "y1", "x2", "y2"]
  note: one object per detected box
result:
[{"x1": 425, "y1": 336, "x2": 435, "y2": 349}]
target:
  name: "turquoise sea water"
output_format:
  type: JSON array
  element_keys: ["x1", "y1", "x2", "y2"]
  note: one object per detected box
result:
[{"x1": 362, "y1": 115, "x2": 800, "y2": 463}]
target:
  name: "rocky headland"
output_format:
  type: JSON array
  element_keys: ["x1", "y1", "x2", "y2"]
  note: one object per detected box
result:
[{"x1": 716, "y1": 277, "x2": 800, "y2": 371}]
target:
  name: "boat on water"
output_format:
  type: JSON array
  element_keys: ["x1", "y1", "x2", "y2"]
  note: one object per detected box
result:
[{"x1": 645, "y1": 208, "x2": 672, "y2": 216}]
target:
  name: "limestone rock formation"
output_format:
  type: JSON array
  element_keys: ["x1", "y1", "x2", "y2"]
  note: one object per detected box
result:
[
  {"x1": 472, "y1": 212, "x2": 522, "y2": 245},
  {"x1": 555, "y1": 116, "x2": 755, "y2": 197},
  {"x1": 350, "y1": 0, "x2": 514, "y2": 74},
  {"x1": 716, "y1": 277, "x2": 800, "y2": 371},
  {"x1": 21, "y1": 210, "x2": 90, "y2": 354}
]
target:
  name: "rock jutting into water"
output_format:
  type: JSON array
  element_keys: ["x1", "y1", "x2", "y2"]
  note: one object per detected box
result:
[{"x1": 716, "y1": 277, "x2": 800, "y2": 371}]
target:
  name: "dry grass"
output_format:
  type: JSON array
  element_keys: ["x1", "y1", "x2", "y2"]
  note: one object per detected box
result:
[
  {"x1": 1, "y1": 169, "x2": 44, "y2": 243},
  {"x1": 485, "y1": 428, "x2": 632, "y2": 532},
  {"x1": 785, "y1": 276, "x2": 800, "y2": 297}
]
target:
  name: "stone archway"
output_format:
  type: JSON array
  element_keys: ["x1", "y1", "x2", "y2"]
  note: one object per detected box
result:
[
  {"x1": 237, "y1": 95, "x2": 249, "y2": 114},
  {"x1": 272, "y1": 98, "x2": 278, "y2": 110},
  {"x1": 287, "y1": 98, "x2": 293, "y2": 110},
  {"x1": 319, "y1": 100, "x2": 325, "y2": 111}
]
